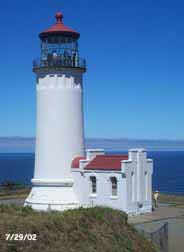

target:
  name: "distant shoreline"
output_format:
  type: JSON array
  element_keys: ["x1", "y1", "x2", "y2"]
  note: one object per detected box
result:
[
  {"x1": 0, "y1": 150, "x2": 184, "y2": 154},
  {"x1": 0, "y1": 137, "x2": 184, "y2": 152}
]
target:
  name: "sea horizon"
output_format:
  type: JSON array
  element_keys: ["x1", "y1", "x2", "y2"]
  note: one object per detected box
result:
[
  {"x1": 0, "y1": 137, "x2": 184, "y2": 152},
  {"x1": 0, "y1": 151, "x2": 184, "y2": 196}
]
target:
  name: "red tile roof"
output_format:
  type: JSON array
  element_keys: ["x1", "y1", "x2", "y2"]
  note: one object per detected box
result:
[
  {"x1": 85, "y1": 155, "x2": 128, "y2": 171},
  {"x1": 71, "y1": 156, "x2": 85, "y2": 168},
  {"x1": 40, "y1": 12, "x2": 80, "y2": 39}
]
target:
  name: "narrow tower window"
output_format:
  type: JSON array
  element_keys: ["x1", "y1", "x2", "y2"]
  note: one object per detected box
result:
[
  {"x1": 111, "y1": 177, "x2": 117, "y2": 196},
  {"x1": 145, "y1": 171, "x2": 148, "y2": 200},
  {"x1": 131, "y1": 172, "x2": 135, "y2": 202},
  {"x1": 90, "y1": 176, "x2": 96, "y2": 194}
]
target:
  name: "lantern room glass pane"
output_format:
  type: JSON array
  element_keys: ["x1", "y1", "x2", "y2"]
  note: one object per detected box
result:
[{"x1": 41, "y1": 36, "x2": 78, "y2": 60}]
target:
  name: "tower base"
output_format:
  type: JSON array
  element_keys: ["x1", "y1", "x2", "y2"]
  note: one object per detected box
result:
[{"x1": 24, "y1": 179, "x2": 79, "y2": 211}]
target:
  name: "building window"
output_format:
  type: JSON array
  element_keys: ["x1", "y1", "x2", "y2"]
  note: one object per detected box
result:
[
  {"x1": 90, "y1": 176, "x2": 96, "y2": 194},
  {"x1": 145, "y1": 171, "x2": 148, "y2": 200},
  {"x1": 111, "y1": 177, "x2": 117, "y2": 196}
]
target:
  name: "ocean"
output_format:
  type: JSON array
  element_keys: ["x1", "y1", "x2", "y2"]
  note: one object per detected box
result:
[{"x1": 0, "y1": 151, "x2": 183, "y2": 195}]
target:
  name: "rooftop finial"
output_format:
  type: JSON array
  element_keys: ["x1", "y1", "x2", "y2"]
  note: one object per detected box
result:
[{"x1": 55, "y1": 11, "x2": 63, "y2": 24}]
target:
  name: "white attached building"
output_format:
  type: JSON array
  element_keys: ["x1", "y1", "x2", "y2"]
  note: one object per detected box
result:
[{"x1": 71, "y1": 149, "x2": 153, "y2": 215}]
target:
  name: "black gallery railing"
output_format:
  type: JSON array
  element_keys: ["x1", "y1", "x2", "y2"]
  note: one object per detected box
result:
[{"x1": 33, "y1": 56, "x2": 86, "y2": 70}]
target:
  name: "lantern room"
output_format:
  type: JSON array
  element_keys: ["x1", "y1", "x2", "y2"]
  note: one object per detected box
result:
[{"x1": 33, "y1": 12, "x2": 86, "y2": 71}]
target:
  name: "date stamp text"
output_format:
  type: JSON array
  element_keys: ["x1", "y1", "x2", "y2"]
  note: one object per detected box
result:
[{"x1": 5, "y1": 233, "x2": 37, "y2": 241}]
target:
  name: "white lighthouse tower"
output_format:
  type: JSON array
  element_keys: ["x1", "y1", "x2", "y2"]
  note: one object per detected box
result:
[{"x1": 25, "y1": 11, "x2": 86, "y2": 211}]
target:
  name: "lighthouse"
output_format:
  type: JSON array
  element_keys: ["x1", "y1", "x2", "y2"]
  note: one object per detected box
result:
[{"x1": 25, "y1": 11, "x2": 86, "y2": 211}]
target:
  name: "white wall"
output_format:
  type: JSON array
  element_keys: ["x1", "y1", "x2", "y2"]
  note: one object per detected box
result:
[
  {"x1": 25, "y1": 67, "x2": 85, "y2": 211},
  {"x1": 72, "y1": 149, "x2": 153, "y2": 215},
  {"x1": 72, "y1": 170, "x2": 127, "y2": 211},
  {"x1": 123, "y1": 149, "x2": 153, "y2": 215},
  {"x1": 35, "y1": 68, "x2": 85, "y2": 180}
]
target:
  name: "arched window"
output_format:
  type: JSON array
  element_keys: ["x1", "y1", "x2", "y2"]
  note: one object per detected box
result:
[
  {"x1": 90, "y1": 176, "x2": 96, "y2": 194},
  {"x1": 111, "y1": 177, "x2": 117, "y2": 196}
]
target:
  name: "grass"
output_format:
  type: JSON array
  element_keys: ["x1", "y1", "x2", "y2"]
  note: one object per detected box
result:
[
  {"x1": 0, "y1": 188, "x2": 30, "y2": 200},
  {"x1": 0, "y1": 182, "x2": 30, "y2": 200},
  {"x1": 158, "y1": 193, "x2": 184, "y2": 207},
  {"x1": 0, "y1": 206, "x2": 156, "y2": 252}
]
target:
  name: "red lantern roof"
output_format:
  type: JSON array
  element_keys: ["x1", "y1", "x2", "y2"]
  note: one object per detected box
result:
[{"x1": 39, "y1": 11, "x2": 80, "y2": 39}]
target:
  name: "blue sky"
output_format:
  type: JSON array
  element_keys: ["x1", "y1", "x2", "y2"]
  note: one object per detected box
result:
[{"x1": 0, "y1": 0, "x2": 184, "y2": 139}]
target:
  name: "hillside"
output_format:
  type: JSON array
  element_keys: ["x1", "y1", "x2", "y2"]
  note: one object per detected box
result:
[{"x1": 0, "y1": 205, "x2": 156, "y2": 252}]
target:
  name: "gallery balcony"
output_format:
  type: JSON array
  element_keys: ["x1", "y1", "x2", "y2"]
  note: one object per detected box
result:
[{"x1": 33, "y1": 55, "x2": 86, "y2": 72}]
